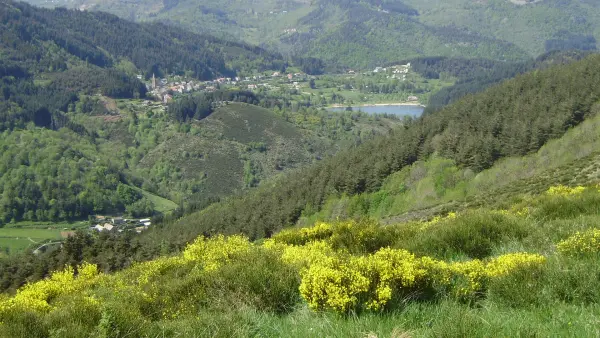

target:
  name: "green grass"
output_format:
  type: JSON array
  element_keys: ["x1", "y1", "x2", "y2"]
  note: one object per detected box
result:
[
  {"x1": 0, "y1": 238, "x2": 34, "y2": 255},
  {"x1": 132, "y1": 186, "x2": 178, "y2": 214},
  {"x1": 4, "y1": 221, "x2": 88, "y2": 230},
  {"x1": 0, "y1": 228, "x2": 63, "y2": 256}
]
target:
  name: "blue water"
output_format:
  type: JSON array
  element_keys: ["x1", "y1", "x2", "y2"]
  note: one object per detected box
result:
[{"x1": 328, "y1": 104, "x2": 424, "y2": 117}]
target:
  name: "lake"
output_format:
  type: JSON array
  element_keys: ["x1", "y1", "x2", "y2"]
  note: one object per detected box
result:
[{"x1": 328, "y1": 104, "x2": 424, "y2": 117}]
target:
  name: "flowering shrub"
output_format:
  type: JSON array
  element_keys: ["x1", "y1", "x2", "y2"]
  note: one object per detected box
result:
[
  {"x1": 546, "y1": 185, "x2": 586, "y2": 196},
  {"x1": 486, "y1": 253, "x2": 546, "y2": 277},
  {"x1": 0, "y1": 218, "x2": 551, "y2": 328},
  {"x1": 0, "y1": 263, "x2": 100, "y2": 315},
  {"x1": 298, "y1": 245, "x2": 547, "y2": 313},
  {"x1": 557, "y1": 229, "x2": 600, "y2": 256},
  {"x1": 420, "y1": 212, "x2": 458, "y2": 230},
  {"x1": 270, "y1": 240, "x2": 338, "y2": 270},
  {"x1": 183, "y1": 234, "x2": 252, "y2": 270},
  {"x1": 271, "y1": 223, "x2": 334, "y2": 245}
]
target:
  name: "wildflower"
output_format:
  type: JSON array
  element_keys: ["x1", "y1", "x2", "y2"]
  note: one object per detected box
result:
[{"x1": 557, "y1": 229, "x2": 600, "y2": 256}]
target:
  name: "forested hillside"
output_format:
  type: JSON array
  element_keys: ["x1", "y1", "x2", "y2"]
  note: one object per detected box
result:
[
  {"x1": 0, "y1": 0, "x2": 399, "y2": 227},
  {"x1": 23, "y1": 0, "x2": 531, "y2": 69},
  {"x1": 29, "y1": 0, "x2": 600, "y2": 69},
  {"x1": 157, "y1": 53, "x2": 600, "y2": 244},
  {"x1": 413, "y1": 50, "x2": 592, "y2": 112}
]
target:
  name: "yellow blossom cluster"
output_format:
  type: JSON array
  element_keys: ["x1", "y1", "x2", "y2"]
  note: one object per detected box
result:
[
  {"x1": 486, "y1": 253, "x2": 546, "y2": 277},
  {"x1": 557, "y1": 229, "x2": 600, "y2": 256},
  {"x1": 546, "y1": 185, "x2": 586, "y2": 196},
  {"x1": 271, "y1": 222, "x2": 334, "y2": 245},
  {"x1": 0, "y1": 263, "x2": 100, "y2": 315},
  {"x1": 183, "y1": 234, "x2": 252, "y2": 270},
  {"x1": 297, "y1": 244, "x2": 546, "y2": 313},
  {"x1": 265, "y1": 239, "x2": 337, "y2": 270},
  {"x1": 419, "y1": 212, "x2": 458, "y2": 230}
]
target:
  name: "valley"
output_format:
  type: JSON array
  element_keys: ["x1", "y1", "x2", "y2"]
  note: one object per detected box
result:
[{"x1": 1, "y1": 0, "x2": 600, "y2": 336}]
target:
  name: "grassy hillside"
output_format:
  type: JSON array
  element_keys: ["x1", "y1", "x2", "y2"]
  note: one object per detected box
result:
[
  {"x1": 301, "y1": 109, "x2": 600, "y2": 226},
  {"x1": 2, "y1": 183, "x2": 600, "y2": 336}
]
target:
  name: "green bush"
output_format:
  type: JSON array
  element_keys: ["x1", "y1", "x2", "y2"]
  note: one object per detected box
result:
[
  {"x1": 402, "y1": 211, "x2": 530, "y2": 259},
  {"x1": 543, "y1": 256, "x2": 600, "y2": 305},
  {"x1": 202, "y1": 248, "x2": 301, "y2": 314},
  {"x1": 487, "y1": 262, "x2": 546, "y2": 308},
  {"x1": 0, "y1": 309, "x2": 47, "y2": 338},
  {"x1": 530, "y1": 191, "x2": 600, "y2": 220}
]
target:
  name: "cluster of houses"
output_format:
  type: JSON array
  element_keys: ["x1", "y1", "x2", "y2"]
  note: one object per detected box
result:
[
  {"x1": 141, "y1": 75, "x2": 205, "y2": 104},
  {"x1": 91, "y1": 216, "x2": 152, "y2": 234},
  {"x1": 373, "y1": 63, "x2": 411, "y2": 74},
  {"x1": 371, "y1": 63, "x2": 412, "y2": 81},
  {"x1": 140, "y1": 72, "x2": 310, "y2": 105}
]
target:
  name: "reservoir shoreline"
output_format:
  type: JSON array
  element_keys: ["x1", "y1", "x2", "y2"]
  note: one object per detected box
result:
[
  {"x1": 328, "y1": 102, "x2": 425, "y2": 108},
  {"x1": 327, "y1": 103, "x2": 425, "y2": 117}
]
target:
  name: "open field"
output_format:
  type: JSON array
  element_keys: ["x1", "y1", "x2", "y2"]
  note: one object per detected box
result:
[
  {"x1": 136, "y1": 187, "x2": 179, "y2": 214},
  {"x1": 0, "y1": 228, "x2": 64, "y2": 256},
  {"x1": 0, "y1": 221, "x2": 90, "y2": 256}
]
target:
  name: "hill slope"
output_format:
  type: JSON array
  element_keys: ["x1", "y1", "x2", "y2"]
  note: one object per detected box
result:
[
  {"x1": 0, "y1": 0, "x2": 402, "y2": 226},
  {"x1": 28, "y1": 0, "x2": 600, "y2": 68},
  {"x1": 23, "y1": 0, "x2": 531, "y2": 68},
  {"x1": 160, "y1": 53, "x2": 600, "y2": 244},
  {"x1": 2, "y1": 169, "x2": 600, "y2": 336},
  {"x1": 2, "y1": 52, "x2": 598, "y2": 294}
]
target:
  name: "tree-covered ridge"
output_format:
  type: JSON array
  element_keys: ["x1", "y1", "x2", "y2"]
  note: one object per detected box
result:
[
  {"x1": 402, "y1": 0, "x2": 600, "y2": 57},
  {"x1": 288, "y1": 1, "x2": 529, "y2": 68},
  {"x1": 0, "y1": 129, "x2": 124, "y2": 223},
  {"x1": 25, "y1": 0, "x2": 533, "y2": 69},
  {"x1": 33, "y1": 0, "x2": 600, "y2": 70},
  {"x1": 0, "y1": 0, "x2": 295, "y2": 79}
]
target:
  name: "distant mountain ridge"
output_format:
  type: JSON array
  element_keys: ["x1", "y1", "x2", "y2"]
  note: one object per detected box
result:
[{"x1": 23, "y1": 0, "x2": 600, "y2": 68}]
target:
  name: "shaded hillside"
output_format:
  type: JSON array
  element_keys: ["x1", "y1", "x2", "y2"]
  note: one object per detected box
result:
[
  {"x1": 0, "y1": 0, "x2": 292, "y2": 79},
  {"x1": 417, "y1": 50, "x2": 592, "y2": 112}
]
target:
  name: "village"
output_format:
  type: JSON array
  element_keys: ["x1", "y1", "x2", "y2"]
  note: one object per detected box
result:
[
  {"x1": 142, "y1": 71, "x2": 311, "y2": 105},
  {"x1": 90, "y1": 216, "x2": 152, "y2": 234},
  {"x1": 140, "y1": 62, "x2": 415, "y2": 107}
]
